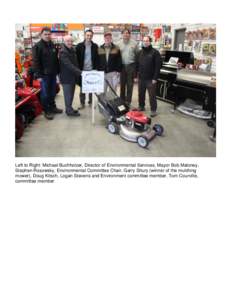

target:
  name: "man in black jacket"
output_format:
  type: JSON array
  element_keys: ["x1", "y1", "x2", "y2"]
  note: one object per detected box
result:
[
  {"x1": 59, "y1": 35, "x2": 82, "y2": 116},
  {"x1": 98, "y1": 32, "x2": 122, "y2": 92},
  {"x1": 136, "y1": 36, "x2": 161, "y2": 117},
  {"x1": 76, "y1": 29, "x2": 99, "y2": 108},
  {"x1": 32, "y1": 27, "x2": 63, "y2": 120}
]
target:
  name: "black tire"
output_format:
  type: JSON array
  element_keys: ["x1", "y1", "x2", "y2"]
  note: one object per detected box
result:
[
  {"x1": 16, "y1": 115, "x2": 24, "y2": 140},
  {"x1": 137, "y1": 136, "x2": 149, "y2": 148},
  {"x1": 107, "y1": 122, "x2": 119, "y2": 134},
  {"x1": 153, "y1": 124, "x2": 164, "y2": 136},
  {"x1": 207, "y1": 120, "x2": 215, "y2": 128}
]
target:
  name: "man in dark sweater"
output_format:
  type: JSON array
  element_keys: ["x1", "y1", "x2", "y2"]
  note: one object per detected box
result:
[
  {"x1": 59, "y1": 35, "x2": 82, "y2": 116},
  {"x1": 136, "y1": 36, "x2": 162, "y2": 117},
  {"x1": 76, "y1": 29, "x2": 99, "y2": 108},
  {"x1": 32, "y1": 27, "x2": 63, "y2": 120}
]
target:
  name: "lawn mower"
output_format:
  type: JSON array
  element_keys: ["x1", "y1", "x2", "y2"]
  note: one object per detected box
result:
[{"x1": 96, "y1": 80, "x2": 164, "y2": 148}]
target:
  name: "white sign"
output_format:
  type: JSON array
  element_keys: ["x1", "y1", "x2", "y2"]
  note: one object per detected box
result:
[{"x1": 82, "y1": 71, "x2": 104, "y2": 93}]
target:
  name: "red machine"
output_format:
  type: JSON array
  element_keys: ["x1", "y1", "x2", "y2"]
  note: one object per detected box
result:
[
  {"x1": 17, "y1": 87, "x2": 42, "y2": 116},
  {"x1": 15, "y1": 115, "x2": 24, "y2": 140},
  {"x1": 15, "y1": 87, "x2": 43, "y2": 140},
  {"x1": 32, "y1": 80, "x2": 41, "y2": 89},
  {"x1": 126, "y1": 110, "x2": 151, "y2": 125}
]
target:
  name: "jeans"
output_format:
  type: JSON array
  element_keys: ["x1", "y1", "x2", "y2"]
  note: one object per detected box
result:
[{"x1": 40, "y1": 74, "x2": 57, "y2": 113}]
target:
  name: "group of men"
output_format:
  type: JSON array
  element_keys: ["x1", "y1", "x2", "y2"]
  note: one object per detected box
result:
[{"x1": 32, "y1": 27, "x2": 161, "y2": 120}]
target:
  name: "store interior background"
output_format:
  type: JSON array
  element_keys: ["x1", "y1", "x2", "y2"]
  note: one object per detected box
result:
[
  {"x1": 16, "y1": 23, "x2": 216, "y2": 71},
  {"x1": 15, "y1": 23, "x2": 216, "y2": 157}
]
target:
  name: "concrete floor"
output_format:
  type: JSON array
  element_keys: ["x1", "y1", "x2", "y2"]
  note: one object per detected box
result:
[{"x1": 15, "y1": 85, "x2": 216, "y2": 157}]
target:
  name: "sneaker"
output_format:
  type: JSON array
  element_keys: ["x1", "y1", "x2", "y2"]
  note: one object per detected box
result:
[
  {"x1": 52, "y1": 107, "x2": 63, "y2": 114},
  {"x1": 138, "y1": 107, "x2": 145, "y2": 111},
  {"x1": 44, "y1": 112, "x2": 54, "y2": 120},
  {"x1": 150, "y1": 111, "x2": 157, "y2": 117}
]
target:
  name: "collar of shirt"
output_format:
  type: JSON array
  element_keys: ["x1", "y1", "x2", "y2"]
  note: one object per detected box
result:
[
  {"x1": 104, "y1": 43, "x2": 112, "y2": 49},
  {"x1": 85, "y1": 41, "x2": 92, "y2": 47}
]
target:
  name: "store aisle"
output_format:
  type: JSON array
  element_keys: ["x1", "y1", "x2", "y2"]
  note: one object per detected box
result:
[{"x1": 15, "y1": 86, "x2": 216, "y2": 157}]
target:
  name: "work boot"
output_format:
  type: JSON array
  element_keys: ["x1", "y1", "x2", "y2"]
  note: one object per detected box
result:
[
  {"x1": 150, "y1": 111, "x2": 157, "y2": 117},
  {"x1": 79, "y1": 103, "x2": 85, "y2": 110},
  {"x1": 66, "y1": 111, "x2": 80, "y2": 117},
  {"x1": 75, "y1": 110, "x2": 81, "y2": 116},
  {"x1": 52, "y1": 107, "x2": 63, "y2": 114},
  {"x1": 138, "y1": 106, "x2": 145, "y2": 111},
  {"x1": 44, "y1": 112, "x2": 54, "y2": 120}
]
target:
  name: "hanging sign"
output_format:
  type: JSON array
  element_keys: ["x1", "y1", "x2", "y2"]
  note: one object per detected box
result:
[{"x1": 82, "y1": 71, "x2": 104, "y2": 93}]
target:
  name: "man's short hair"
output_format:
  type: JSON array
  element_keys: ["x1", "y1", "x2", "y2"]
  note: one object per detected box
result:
[
  {"x1": 144, "y1": 35, "x2": 152, "y2": 42},
  {"x1": 41, "y1": 27, "x2": 51, "y2": 34},
  {"x1": 85, "y1": 28, "x2": 94, "y2": 35},
  {"x1": 121, "y1": 28, "x2": 131, "y2": 34}
]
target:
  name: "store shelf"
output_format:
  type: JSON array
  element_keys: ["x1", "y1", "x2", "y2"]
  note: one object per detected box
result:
[{"x1": 51, "y1": 30, "x2": 67, "y2": 33}]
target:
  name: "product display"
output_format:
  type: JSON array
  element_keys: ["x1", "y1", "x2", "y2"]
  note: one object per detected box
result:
[{"x1": 14, "y1": 23, "x2": 216, "y2": 157}]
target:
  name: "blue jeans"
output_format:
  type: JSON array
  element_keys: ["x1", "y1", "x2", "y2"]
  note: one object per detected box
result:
[{"x1": 40, "y1": 75, "x2": 57, "y2": 113}]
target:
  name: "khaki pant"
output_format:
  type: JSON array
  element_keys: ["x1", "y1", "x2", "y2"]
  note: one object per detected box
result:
[{"x1": 105, "y1": 71, "x2": 120, "y2": 93}]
